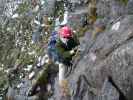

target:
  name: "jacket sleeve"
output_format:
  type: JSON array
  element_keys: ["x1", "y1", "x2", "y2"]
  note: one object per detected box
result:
[{"x1": 56, "y1": 42, "x2": 72, "y2": 59}]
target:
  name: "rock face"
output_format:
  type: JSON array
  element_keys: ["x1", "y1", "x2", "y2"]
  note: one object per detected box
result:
[
  {"x1": 50, "y1": 0, "x2": 133, "y2": 100},
  {"x1": 97, "y1": 78, "x2": 120, "y2": 100},
  {"x1": 67, "y1": 15, "x2": 133, "y2": 100},
  {"x1": 96, "y1": 0, "x2": 126, "y2": 19},
  {"x1": 127, "y1": 0, "x2": 133, "y2": 14}
]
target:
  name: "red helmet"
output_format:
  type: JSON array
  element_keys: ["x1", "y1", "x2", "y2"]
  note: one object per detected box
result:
[{"x1": 59, "y1": 26, "x2": 72, "y2": 38}]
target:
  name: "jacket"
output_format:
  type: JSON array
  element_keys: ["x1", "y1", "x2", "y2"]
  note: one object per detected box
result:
[{"x1": 56, "y1": 35, "x2": 79, "y2": 65}]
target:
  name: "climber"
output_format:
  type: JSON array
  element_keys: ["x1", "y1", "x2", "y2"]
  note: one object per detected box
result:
[
  {"x1": 46, "y1": 11, "x2": 64, "y2": 63},
  {"x1": 56, "y1": 25, "x2": 79, "y2": 97},
  {"x1": 47, "y1": 10, "x2": 68, "y2": 62},
  {"x1": 27, "y1": 14, "x2": 64, "y2": 97}
]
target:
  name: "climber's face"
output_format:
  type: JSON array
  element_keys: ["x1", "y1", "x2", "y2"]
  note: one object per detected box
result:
[{"x1": 60, "y1": 36, "x2": 69, "y2": 44}]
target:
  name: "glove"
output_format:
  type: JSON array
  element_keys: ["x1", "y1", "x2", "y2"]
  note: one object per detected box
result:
[{"x1": 70, "y1": 50, "x2": 75, "y2": 55}]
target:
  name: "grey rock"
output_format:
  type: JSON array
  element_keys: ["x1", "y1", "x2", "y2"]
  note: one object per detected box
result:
[
  {"x1": 105, "y1": 41, "x2": 133, "y2": 100},
  {"x1": 97, "y1": 78, "x2": 119, "y2": 100},
  {"x1": 127, "y1": 0, "x2": 133, "y2": 14},
  {"x1": 72, "y1": 75, "x2": 96, "y2": 100},
  {"x1": 90, "y1": 15, "x2": 133, "y2": 59},
  {"x1": 68, "y1": 6, "x2": 88, "y2": 29},
  {"x1": 96, "y1": 1, "x2": 110, "y2": 18},
  {"x1": 96, "y1": 0, "x2": 126, "y2": 19},
  {"x1": 67, "y1": 15, "x2": 133, "y2": 100},
  {"x1": 110, "y1": 1, "x2": 126, "y2": 18}
]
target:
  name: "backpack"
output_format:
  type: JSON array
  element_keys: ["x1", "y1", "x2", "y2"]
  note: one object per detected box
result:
[
  {"x1": 48, "y1": 31, "x2": 58, "y2": 49},
  {"x1": 47, "y1": 31, "x2": 58, "y2": 62}
]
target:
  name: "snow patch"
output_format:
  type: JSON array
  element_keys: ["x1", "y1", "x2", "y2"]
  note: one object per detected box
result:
[{"x1": 112, "y1": 21, "x2": 121, "y2": 31}]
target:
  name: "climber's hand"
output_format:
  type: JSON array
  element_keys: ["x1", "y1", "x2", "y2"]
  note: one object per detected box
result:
[{"x1": 70, "y1": 50, "x2": 75, "y2": 55}]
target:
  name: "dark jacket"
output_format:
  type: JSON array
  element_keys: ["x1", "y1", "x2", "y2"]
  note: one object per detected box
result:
[{"x1": 56, "y1": 35, "x2": 79, "y2": 65}]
